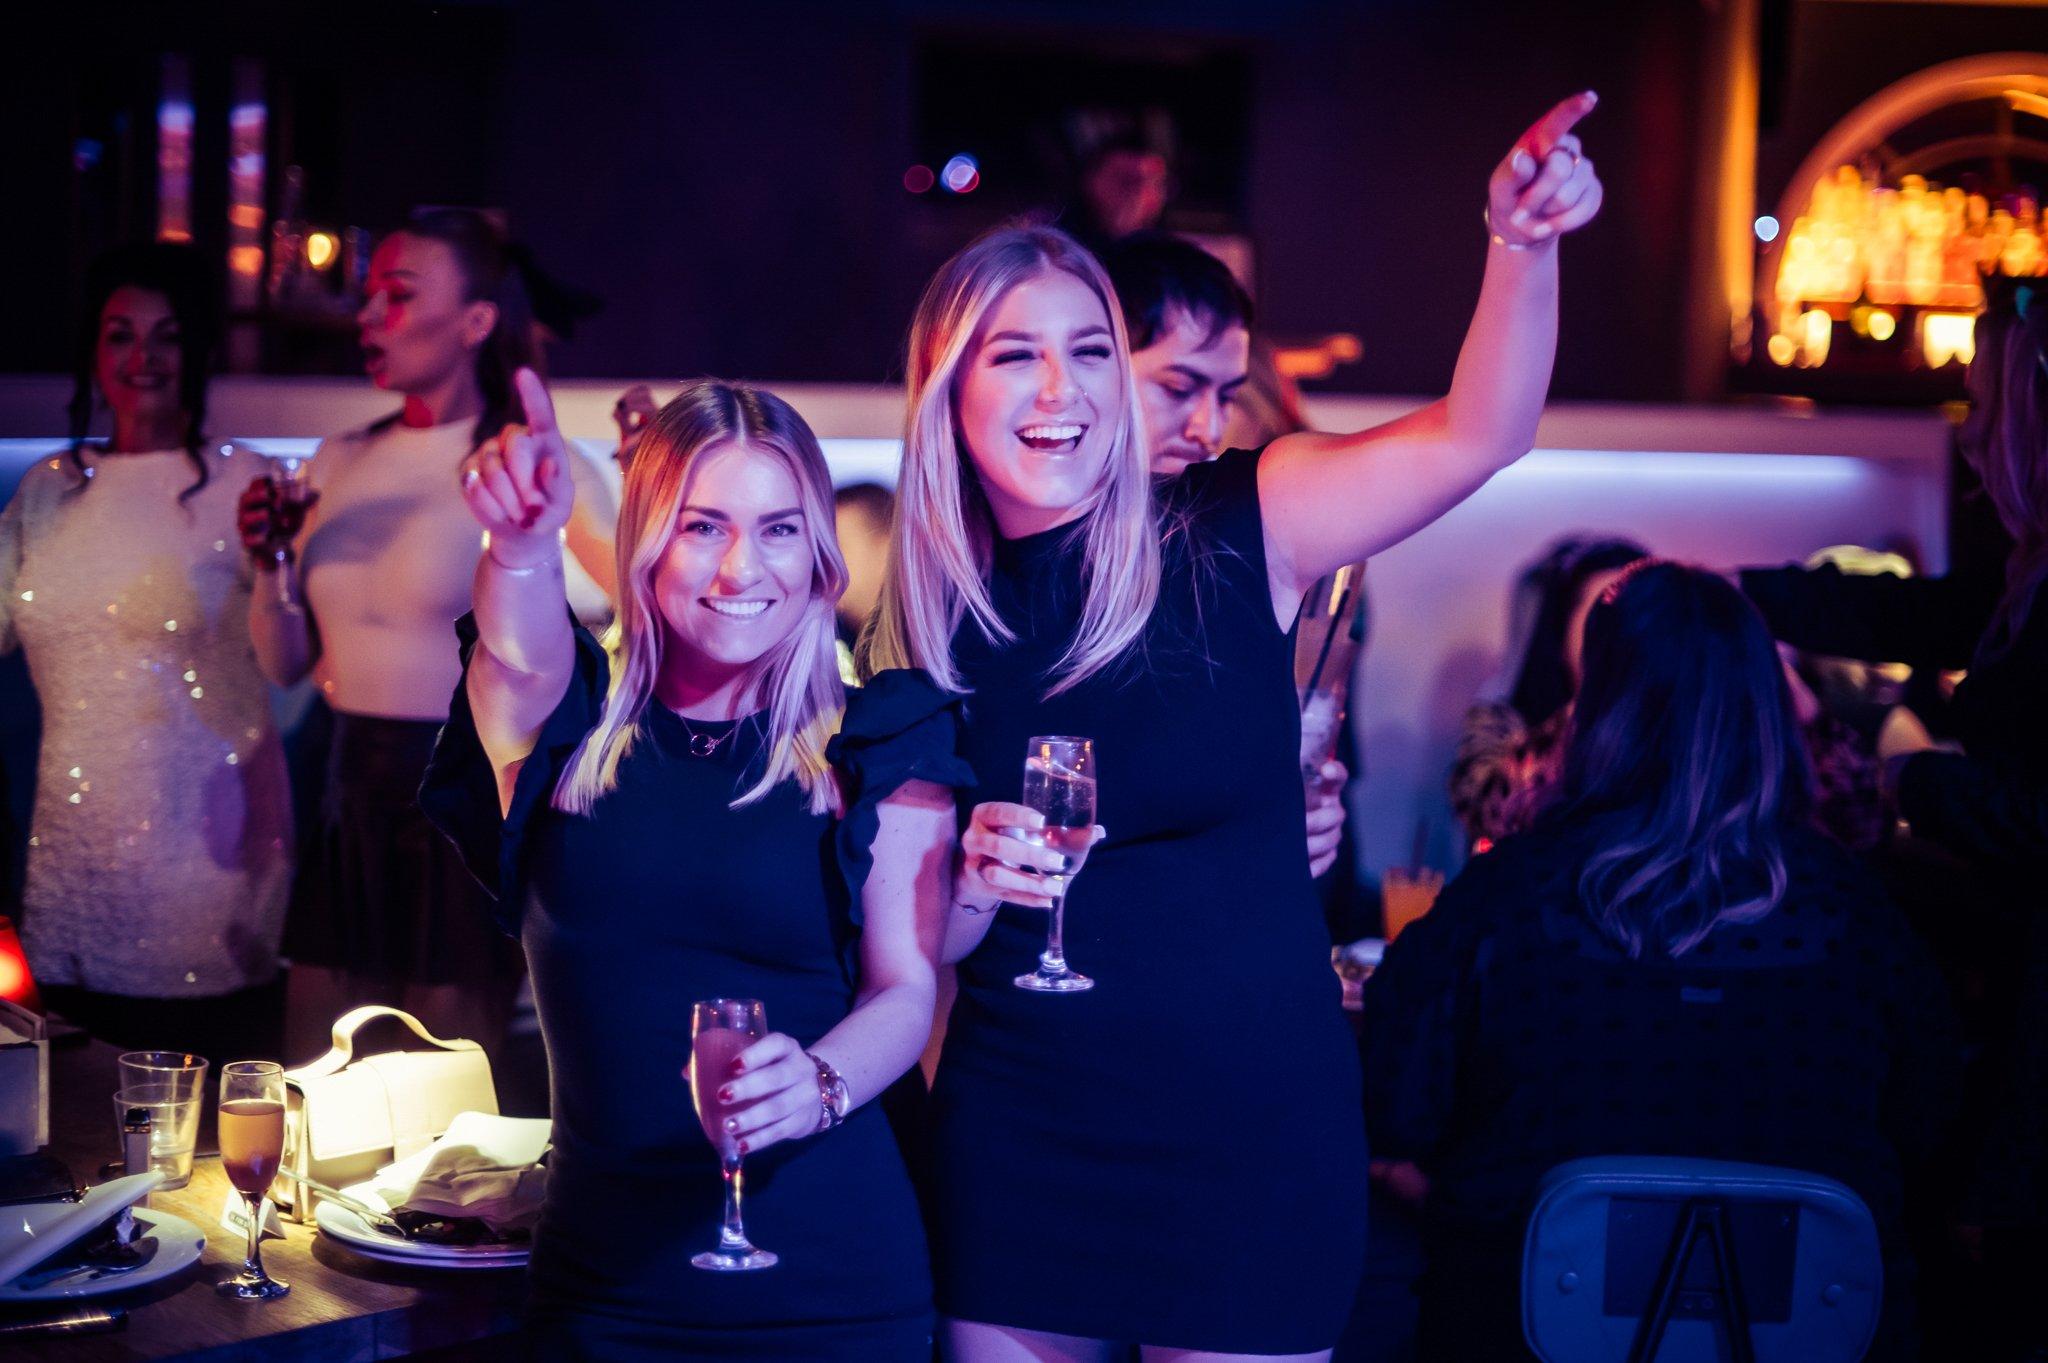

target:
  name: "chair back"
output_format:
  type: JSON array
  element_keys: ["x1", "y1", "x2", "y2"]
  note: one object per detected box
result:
[{"x1": 1522, "y1": 1156, "x2": 1882, "y2": 1363}]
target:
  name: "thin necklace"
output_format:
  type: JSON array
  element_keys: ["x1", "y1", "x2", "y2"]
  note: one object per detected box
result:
[{"x1": 673, "y1": 711, "x2": 734, "y2": 759}]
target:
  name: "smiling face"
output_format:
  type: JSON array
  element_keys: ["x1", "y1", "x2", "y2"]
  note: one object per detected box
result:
[
  {"x1": 95, "y1": 285, "x2": 185, "y2": 435},
  {"x1": 954, "y1": 269, "x2": 1124, "y2": 537},
  {"x1": 355, "y1": 232, "x2": 493, "y2": 397},
  {"x1": 650, "y1": 441, "x2": 820, "y2": 681},
  {"x1": 1133, "y1": 310, "x2": 1250, "y2": 476}
]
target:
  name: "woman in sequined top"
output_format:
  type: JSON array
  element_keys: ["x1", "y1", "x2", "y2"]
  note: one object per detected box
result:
[{"x1": 0, "y1": 243, "x2": 291, "y2": 1061}]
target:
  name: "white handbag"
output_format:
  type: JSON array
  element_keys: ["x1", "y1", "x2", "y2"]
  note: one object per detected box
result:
[{"x1": 277, "y1": 1006, "x2": 498, "y2": 1221}]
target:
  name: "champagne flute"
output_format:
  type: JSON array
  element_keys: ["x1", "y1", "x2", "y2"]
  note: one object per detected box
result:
[
  {"x1": 688, "y1": 999, "x2": 778, "y2": 1271},
  {"x1": 266, "y1": 453, "x2": 311, "y2": 610},
  {"x1": 216, "y1": 1061, "x2": 289, "y2": 1300},
  {"x1": 1013, "y1": 735, "x2": 1098, "y2": 993}
]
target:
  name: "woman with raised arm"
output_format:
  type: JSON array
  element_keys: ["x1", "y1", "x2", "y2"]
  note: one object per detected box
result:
[
  {"x1": 421, "y1": 371, "x2": 961, "y2": 1359},
  {"x1": 863, "y1": 96, "x2": 1604, "y2": 1361},
  {"x1": 237, "y1": 208, "x2": 615, "y2": 1058}
]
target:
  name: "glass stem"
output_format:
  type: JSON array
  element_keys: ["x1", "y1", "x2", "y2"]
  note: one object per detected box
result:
[
  {"x1": 272, "y1": 550, "x2": 298, "y2": 608},
  {"x1": 719, "y1": 1154, "x2": 748, "y2": 1249},
  {"x1": 243, "y1": 1194, "x2": 266, "y2": 1277},
  {"x1": 1040, "y1": 893, "x2": 1069, "y2": 976}
]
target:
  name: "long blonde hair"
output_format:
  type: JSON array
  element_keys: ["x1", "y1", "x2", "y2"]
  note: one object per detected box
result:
[
  {"x1": 554, "y1": 381, "x2": 846, "y2": 816},
  {"x1": 861, "y1": 224, "x2": 1160, "y2": 695}
]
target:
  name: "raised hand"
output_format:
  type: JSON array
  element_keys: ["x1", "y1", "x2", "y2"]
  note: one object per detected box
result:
[
  {"x1": 688, "y1": 1032, "x2": 825, "y2": 1157},
  {"x1": 460, "y1": 366, "x2": 576, "y2": 568},
  {"x1": 1486, "y1": 91, "x2": 1604, "y2": 248}
]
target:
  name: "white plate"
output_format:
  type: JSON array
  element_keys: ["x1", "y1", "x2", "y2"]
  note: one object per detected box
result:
[
  {"x1": 0, "y1": 1207, "x2": 205, "y2": 1302},
  {"x1": 323, "y1": 1228, "x2": 527, "y2": 1272},
  {"x1": 314, "y1": 1201, "x2": 529, "y2": 1266}
]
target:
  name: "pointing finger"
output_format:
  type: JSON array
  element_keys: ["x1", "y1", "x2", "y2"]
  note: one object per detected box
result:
[
  {"x1": 1516, "y1": 91, "x2": 1597, "y2": 160},
  {"x1": 514, "y1": 366, "x2": 559, "y2": 439}
]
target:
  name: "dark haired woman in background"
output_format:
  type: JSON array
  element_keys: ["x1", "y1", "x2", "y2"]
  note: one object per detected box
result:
[
  {"x1": 1455, "y1": 535, "x2": 1884, "y2": 851},
  {"x1": 1365, "y1": 562, "x2": 1958, "y2": 1362},
  {"x1": 0, "y1": 243, "x2": 290, "y2": 1060},
  {"x1": 240, "y1": 208, "x2": 613, "y2": 1059},
  {"x1": 1451, "y1": 536, "x2": 1647, "y2": 846}
]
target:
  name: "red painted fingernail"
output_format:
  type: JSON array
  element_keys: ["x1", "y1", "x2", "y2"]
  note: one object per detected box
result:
[
  {"x1": 718, "y1": 1086, "x2": 733, "y2": 1103},
  {"x1": 730, "y1": 1058, "x2": 745, "y2": 1074},
  {"x1": 738, "y1": 1139, "x2": 750, "y2": 1154}
]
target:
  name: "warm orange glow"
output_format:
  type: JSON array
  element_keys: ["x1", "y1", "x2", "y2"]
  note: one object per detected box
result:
[
  {"x1": 1774, "y1": 167, "x2": 2020, "y2": 312},
  {"x1": 1766, "y1": 333, "x2": 1798, "y2": 366},
  {"x1": 1919, "y1": 311, "x2": 1977, "y2": 367},
  {"x1": 1867, "y1": 308, "x2": 1897, "y2": 342},
  {"x1": 305, "y1": 231, "x2": 339, "y2": 271},
  {"x1": 229, "y1": 245, "x2": 265, "y2": 277},
  {"x1": 0, "y1": 917, "x2": 39, "y2": 1010}
]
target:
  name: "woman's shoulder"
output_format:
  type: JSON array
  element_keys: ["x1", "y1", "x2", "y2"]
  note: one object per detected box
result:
[
  {"x1": 1158, "y1": 446, "x2": 1264, "y2": 522},
  {"x1": 7, "y1": 453, "x2": 84, "y2": 509},
  {"x1": 840, "y1": 667, "x2": 960, "y2": 736},
  {"x1": 1452, "y1": 825, "x2": 1590, "y2": 902},
  {"x1": 830, "y1": 668, "x2": 975, "y2": 793}
]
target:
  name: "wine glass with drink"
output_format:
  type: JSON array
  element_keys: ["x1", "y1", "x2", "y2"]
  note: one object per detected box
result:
[
  {"x1": 263, "y1": 452, "x2": 314, "y2": 610},
  {"x1": 688, "y1": 999, "x2": 778, "y2": 1271},
  {"x1": 1013, "y1": 735, "x2": 1098, "y2": 993},
  {"x1": 217, "y1": 1061, "x2": 289, "y2": 1300}
]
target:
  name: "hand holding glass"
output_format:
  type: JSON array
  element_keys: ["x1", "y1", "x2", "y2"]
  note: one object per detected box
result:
[
  {"x1": 1014, "y1": 736, "x2": 1098, "y2": 993},
  {"x1": 216, "y1": 1061, "x2": 289, "y2": 1300},
  {"x1": 264, "y1": 456, "x2": 314, "y2": 609},
  {"x1": 689, "y1": 999, "x2": 778, "y2": 1271}
]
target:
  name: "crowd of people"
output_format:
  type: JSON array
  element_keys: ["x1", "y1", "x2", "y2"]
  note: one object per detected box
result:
[{"x1": 1, "y1": 88, "x2": 2043, "y2": 1362}]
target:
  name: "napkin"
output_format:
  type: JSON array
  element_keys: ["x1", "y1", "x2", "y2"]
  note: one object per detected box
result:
[
  {"x1": 0, "y1": 1171, "x2": 163, "y2": 1286},
  {"x1": 363, "y1": 1112, "x2": 550, "y2": 1234}
]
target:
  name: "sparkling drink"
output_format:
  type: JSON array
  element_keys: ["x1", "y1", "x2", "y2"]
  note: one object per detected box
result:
[
  {"x1": 1296, "y1": 562, "x2": 1367, "y2": 785},
  {"x1": 688, "y1": 1000, "x2": 777, "y2": 1271},
  {"x1": 689, "y1": 1027, "x2": 752, "y2": 1160},
  {"x1": 1014, "y1": 737, "x2": 1098, "y2": 993},
  {"x1": 219, "y1": 1098, "x2": 286, "y2": 1197},
  {"x1": 216, "y1": 1062, "x2": 289, "y2": 1300}
]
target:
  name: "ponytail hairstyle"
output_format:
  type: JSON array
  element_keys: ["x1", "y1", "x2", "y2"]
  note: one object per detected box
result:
[
  {"x1": 1546, "y1": 562, "x2": 1813, "y2": 959},
  {"x1": 65, "y1": 242, "x2": 217, "y2": 500},
  {"x1": 392, "y1": 208, "x2": 595, "y2": 450},
  {"x1": 554, "y1": 380, "x2": 847, "y2": 816},
  {"x1": 860, "y1": 222, "x2": 1159, "y2": 695}
]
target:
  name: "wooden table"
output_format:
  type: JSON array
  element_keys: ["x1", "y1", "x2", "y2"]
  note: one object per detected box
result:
[{"x1": 3, "y1": 1037, "x2": 524, "y2": 1360}]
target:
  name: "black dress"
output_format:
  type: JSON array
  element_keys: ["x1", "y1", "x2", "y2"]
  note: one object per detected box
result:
[
  {"x1": 929, "y1": 450, "x2": 1368, "y2": 1353},
  {"x1": 421, "y1": 618, "x2": 970, "y2": 1361},
  {"x1": 1360, "y1": 823, "x2": 1960, "y2": 1362}
]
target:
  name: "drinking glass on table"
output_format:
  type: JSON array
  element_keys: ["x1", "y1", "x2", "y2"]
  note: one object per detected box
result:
[
  {"x1": 1014, "y1": 735, "x2": 1098, "y2": 994},
  {"x1": 689, "y1": 999, "x2": 778, "y2": 1271},
  {"x1": 111, "y1": 1083, "x2": 204, "y2": 1189},
  {"x1": 216, "y1": 1061, "x2": 289, "y2": 1300},
  {"x1": 114, "y1": 1051, "x2": 208, "y2": 1188},
  {"x1": 1381, "y1": 867, "x2": 1445, "y2": 943}
]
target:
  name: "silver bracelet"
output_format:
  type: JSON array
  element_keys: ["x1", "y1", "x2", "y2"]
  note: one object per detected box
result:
[
  {"x1": 480, "y1": 532, "x2": 561, "y2": 576},
  {"x1": 485, "y1": 554, "x2": 558, "y2": 576},
  {"x1": 1482, "y1": 206, "x2": 1542, "y2": 251},
  {"x1": 804, "y1": 1051, "x2": 850, "y2": 1134}
]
